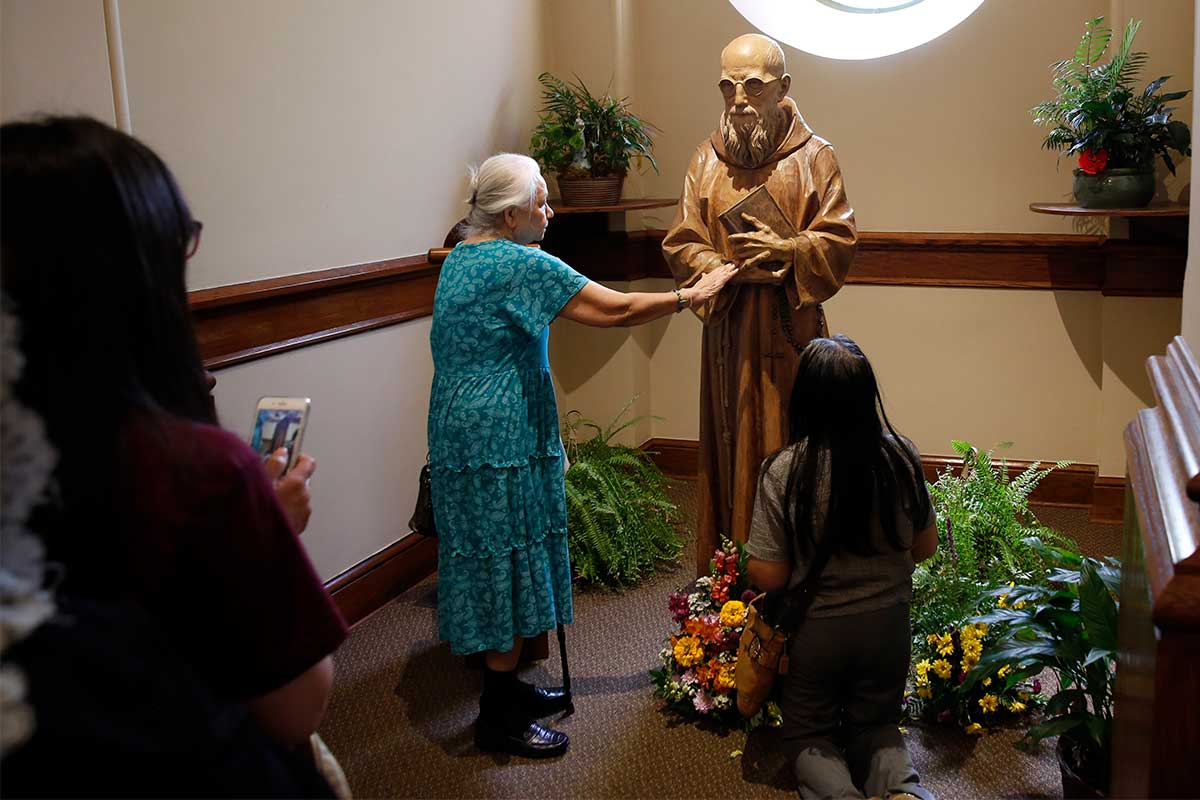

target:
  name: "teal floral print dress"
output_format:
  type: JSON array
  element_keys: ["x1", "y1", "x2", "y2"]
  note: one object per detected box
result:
[{"x1": 428, "y1": 239, "x2": 589, "y2": 655}]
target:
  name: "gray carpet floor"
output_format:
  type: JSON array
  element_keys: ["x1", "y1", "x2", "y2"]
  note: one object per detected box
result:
[{"x1": 318, "y1": 482, "x2": 1122, "y2": 799}]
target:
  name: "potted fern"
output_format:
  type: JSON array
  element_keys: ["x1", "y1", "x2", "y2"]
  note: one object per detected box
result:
[
  {"x1": 907, "y1": 441, "x2": 1080, "y2": 731},
  {"x1": 562, "y1": 401, "x2": 682, "y2": 587},
  {"x1": 912, "y1": 441, "x2": 1078, "y2": 643},
  {"x1": 529, "y1": 72, "x2": 658, "y2": 206},
  {"x1": 1033, "y1": 16, "x2": 1191, "y2": 208}
]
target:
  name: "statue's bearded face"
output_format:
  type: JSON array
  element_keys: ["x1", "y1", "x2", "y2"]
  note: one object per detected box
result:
[{"x1": 718, "y1": 45, "x2": 789, "y2": 169}]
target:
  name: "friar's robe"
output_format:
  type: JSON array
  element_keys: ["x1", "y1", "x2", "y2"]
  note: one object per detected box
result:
[{"x1": 662, "y1": 98, "x2": 857, "y2": 569}]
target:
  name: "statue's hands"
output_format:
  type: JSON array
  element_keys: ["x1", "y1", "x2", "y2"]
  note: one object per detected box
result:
[{"x1": 729, "y1": 214, "x2": 793, "y2": 267}]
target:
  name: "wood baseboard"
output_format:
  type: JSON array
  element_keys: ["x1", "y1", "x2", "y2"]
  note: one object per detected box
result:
[
  {"x1": 641, "y1": 437, "x2": 1125, "y2": 521},
  {"x1": 1090, "y1": 475, "x2": 1127, "y2": 524},
  {"x1": 324, "y1": 533, "x2": 437, "y2": 626},
  {"x1": 642, "y1": 437, "x2": 700, "y2": 479}
]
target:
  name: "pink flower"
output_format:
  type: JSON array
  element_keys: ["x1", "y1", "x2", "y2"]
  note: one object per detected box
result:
[
  {"x1": 680, "y1": 669, "x2": 698, "y2": 686},
  {"x1": 1032, "y1": 679, "x2": 1042, "y2": 694},
  {"x1": 741, "y1": 589, "x2": 757, "y2": 604},
  {"x1": 693, "y1": 689, "x2": 715, "y2": 713},
  {"x1": 668, "y1": 592, "x2": 690, "y2": 624}
]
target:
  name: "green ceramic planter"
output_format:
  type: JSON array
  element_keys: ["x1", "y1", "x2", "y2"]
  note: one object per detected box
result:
[{"x1": 1072, "y1": 167, "x2": 1155, "y2": 209}]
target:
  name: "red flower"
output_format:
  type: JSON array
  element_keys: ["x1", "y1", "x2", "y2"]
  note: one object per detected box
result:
[{"x1": 1078, "y1": 148, "x2": 1108, "y2": 175}]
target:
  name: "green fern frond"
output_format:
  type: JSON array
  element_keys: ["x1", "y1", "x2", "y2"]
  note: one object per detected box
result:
[
  {"x1": 913, "y1": 439, "x2": 1083, "y2": 643},
  {"x1": 562, "y1": 398, "x2": 683, "y2": 588}
]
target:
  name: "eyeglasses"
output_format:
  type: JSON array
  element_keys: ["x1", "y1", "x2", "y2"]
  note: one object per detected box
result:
[
  {"x1": 718, "y1": 77, "x2": 780, "y2": 99},
  {"x1": 185, "y1": 220, "x2": 203, "y2": 260}
]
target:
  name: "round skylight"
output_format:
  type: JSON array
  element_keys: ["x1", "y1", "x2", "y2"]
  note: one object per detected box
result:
[{"x1": 729, "y1": 0, "x2": 987, "y2": 60}]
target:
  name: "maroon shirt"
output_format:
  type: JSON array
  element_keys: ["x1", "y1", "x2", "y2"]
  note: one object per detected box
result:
[{"x1": 77, "y1": 417, "x2": 349, "y2": 700}]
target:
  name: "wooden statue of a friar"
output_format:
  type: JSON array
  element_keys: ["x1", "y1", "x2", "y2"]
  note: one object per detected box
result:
[{"x1": 662, "y1": 33, "x2": 857, "y2": 567}]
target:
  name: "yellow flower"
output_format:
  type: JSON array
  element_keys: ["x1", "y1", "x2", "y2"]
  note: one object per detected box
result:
[
  {"x1": 1009, "y1": 701, "x2": 1027, "y2": 713},
  {"x1": 965, "y1": 722, "x2": 984, "y2": 735},
  {"x1": 997, "y1": 594, "x2": 1008, "y2": 609},
  {"x1": 997, "y1": 665, "x2": 1011, "y2": 679},
  {"x1": 975, "y1": 622, "x2": 989, "y2": 636},
  {"x1": 935, "y1": 633, "x2": 955, "y2": 657},
  {"x1": 1013, "y1": 600, "x2": 1027, "y2": 610},
  {"x1": 673, "y1": 635, "x2": 705, "y2": 667},
  {"x1": 915, "y1": 659, "x2": 931, "y2": 677},
  {"x1": 979, "y1": 694, "x2": 999, "y2": 713},
  {"x1": 1018, "y1": 691, "x2": 1031, "y2": 702},
  {"x1": 917, "y1": 685, "x2": 932, "y2": 699},
  {"x1": 719, "y1": 600, "x2": 747, "y2": 627},
  {"x1": 713, "y1": 664, "x2": 736, "y2": 691},
  {"x1": 983, "y1": 677, "x2": 992, "y2": 687},
  {"x1": 915, "y1": 674, "x2": 930, "y2": 688},
  {"x1": 926, "y1": 633, "x2": 938, "y2": 645},
  {"x1": 932, "y1": 659, "x2": 952, "y2": 680}
]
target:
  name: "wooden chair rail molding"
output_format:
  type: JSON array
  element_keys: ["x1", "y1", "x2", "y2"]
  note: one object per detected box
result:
[
  {"x1": 640, "y1": 437, "x2": 1125, "y2": 523},
  {"x1": 190, "y1": 229, "x2": 1182, "y2": 371},
  {"x1": 1112, "y1": 335, "x2": 1199, "y2": 798},
  {"x1": 189, "y1": 254, "x2": 439, "y2": 369},
  {"x1": 433, "y1": 231, "x2": 1183, "y2": 295}
]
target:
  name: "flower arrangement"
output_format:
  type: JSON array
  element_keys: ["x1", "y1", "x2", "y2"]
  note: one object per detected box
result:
[
  {"x1": 650, "y1": 538, "x2": 782, "y2": 730},
  {"x1": 906, "y1": 617, "x2": 1044, "y2": 733}
]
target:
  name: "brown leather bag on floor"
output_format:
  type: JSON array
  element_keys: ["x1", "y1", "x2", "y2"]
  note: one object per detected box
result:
[
  {"x1": 735, "y1": 595, "x2": 791, "y2": 717},
  {"x1": 735, "y1": 538, "x2": 833, "y2": 717}
]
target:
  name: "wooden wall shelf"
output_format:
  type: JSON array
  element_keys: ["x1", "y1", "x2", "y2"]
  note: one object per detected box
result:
[
  {"x1": 1030, "y1": 202, "x2": 1188, "y2": 217},
  {"x1": 548, "y1": 198, "x2": 676, "y2": 215}
]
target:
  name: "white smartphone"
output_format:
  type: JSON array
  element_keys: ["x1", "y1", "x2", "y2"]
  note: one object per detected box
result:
[{"x1": 249, "y1": 396, "x2": 311, "y2": 473}]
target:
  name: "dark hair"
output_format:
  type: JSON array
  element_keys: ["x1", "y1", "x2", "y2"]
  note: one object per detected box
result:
[
  {"x1": 764, "y1": 334, "x2": 930, "y2": 558},
  {"x1": 2, "y1": 117, "x2": 214, "y2": 557}
]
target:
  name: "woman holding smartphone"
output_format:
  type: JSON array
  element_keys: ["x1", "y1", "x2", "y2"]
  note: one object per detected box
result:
[
  {"x1": 429, "y1": 153, "x2": 736, "y2": 758},
  {"x1": 1, "y1": 116, "x2": 345, "y2": 794}
]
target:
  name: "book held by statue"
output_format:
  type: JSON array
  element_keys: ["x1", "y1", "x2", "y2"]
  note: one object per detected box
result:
[{"x1": 718, "y1": 185, "x2": 797, "y2": 239}]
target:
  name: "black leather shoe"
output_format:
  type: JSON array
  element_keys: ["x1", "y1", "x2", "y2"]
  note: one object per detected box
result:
[
  {"x1": 474, "y1": 716, "x2": 569, "y2": 758},
  {"x1": 516, "y1": 684, "x2": 573, "y2": 718}
]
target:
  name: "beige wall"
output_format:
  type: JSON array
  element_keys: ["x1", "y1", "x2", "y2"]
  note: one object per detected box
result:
[
  {"x1": 118, "y1": 0, "x2": 545, "y2": 290},
  {"x1": 212, "y1": 320, "x2": 434, "y2": 581},
  {"x1": 548, "y1": 0, "x2": 1192, "y2": 476},
  {"x1": 1, "y1": 0, "x2": 115, "y2": 124}
]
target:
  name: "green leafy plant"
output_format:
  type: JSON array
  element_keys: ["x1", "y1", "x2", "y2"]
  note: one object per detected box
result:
[
  {"x1": 912, "y1": 441, "x2": 1078, "y2": 643},
  {"x1": 529, "y1": 72, "x2": 658, "y2": 179},
  {"x1": 1032, "y1": 16, "x2": 1191, "y2": 174},
  {"x1": 968, "y1": 538, "x2": 1121, "y2": 795},
  {"x1": 562, "y1": 400, "x2": 682, "y2": 586}
]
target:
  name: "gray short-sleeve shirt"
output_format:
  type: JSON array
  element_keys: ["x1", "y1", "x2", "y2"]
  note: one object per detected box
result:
[{"x1": 745, "y1": 436, "x2": 935, "y2": 618}]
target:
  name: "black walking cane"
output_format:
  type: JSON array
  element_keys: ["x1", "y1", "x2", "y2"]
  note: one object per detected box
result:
[{"x1": 556, "y1": 623, "x2": 574, "y2": 715}]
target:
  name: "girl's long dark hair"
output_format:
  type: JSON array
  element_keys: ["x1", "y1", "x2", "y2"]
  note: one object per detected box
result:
[
  {"x1": 765, "y1": 334, "x2": 929, "y2": 558},
  {"x1": 2, "y1": 117, "x2": 214, "y2": 564}
]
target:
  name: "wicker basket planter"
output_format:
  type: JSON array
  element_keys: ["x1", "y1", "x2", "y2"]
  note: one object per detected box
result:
[{"x1": 556, "y1": 174, "x2": 624, "y2": 207}]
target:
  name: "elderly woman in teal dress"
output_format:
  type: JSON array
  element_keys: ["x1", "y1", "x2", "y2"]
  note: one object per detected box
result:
[{"x1": 429, "y1": 153, "x2": 735, "y2": 758}]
